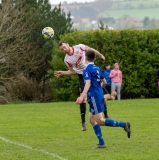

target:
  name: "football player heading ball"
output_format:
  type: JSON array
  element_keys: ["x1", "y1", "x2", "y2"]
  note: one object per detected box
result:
[{"x1": 54, "y1": 41, "x2": 107, "y2": 131}]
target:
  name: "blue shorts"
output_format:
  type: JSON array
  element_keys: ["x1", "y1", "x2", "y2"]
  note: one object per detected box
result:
[{"x1": 87, "y1": 95, "x2": 105, "y2": 115}]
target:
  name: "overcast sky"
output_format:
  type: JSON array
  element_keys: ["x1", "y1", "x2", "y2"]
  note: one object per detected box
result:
[
  {"x1": 0, "y1": 0, "x2": 95, "y2": 5},
  {"x1": 49, "y1": 0, "x2": 95, "y2": 5}
]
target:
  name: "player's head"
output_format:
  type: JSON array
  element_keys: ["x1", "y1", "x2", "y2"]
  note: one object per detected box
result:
[
  {"x1": 85, "y1": 50, "x2": 96, "y2": 62},
  {"x1": 105, "y1": 63, "x2": 110, "y2": 69},
  {"x1": 114, "y1": 62, "x2": 119, "y2": 69},
  {"x1": 58, "y1": 41, "x2": 70, "y2": 54}
]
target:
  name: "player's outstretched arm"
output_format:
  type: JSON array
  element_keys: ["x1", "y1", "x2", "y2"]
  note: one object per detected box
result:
[
  {"x1": 54, "y1": 68, "x2": 76, "y2": 77},
  {"x1": 76, "y1": 80, "x2": 90, "y2": 104},
  {"x1": 86, "y1": 46, "x2": 105, "y2": 60}
]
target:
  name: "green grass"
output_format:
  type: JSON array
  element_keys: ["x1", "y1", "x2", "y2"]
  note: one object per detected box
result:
[
  {"x1": 104, "y1": 0, "x2": 159, "y2": 19},
  {"x1": 107, "y1": 8, "x2": 159, "y2": 19},
  {"x1": 0, "y1": 99, "x2": 159, "y2": 160}
]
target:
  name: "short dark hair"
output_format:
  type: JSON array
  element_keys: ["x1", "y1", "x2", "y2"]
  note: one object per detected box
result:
[
  {"x1": 58, "y1": 41, "x2": 67, "y2": 48},
  {"x1": 105, "y1": 63, "x2": 110, "y2": 67},
  {"x1": 85, "y1": 50, "x2": 96, "y2": 62}
]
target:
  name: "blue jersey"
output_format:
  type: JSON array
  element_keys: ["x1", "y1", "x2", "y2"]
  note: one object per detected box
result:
[
  {"x1": 103, "y1": 69, "x2": 112, "y2": 86},
  {"x1": 83, "y1": 63, "x2": 104, "y2": 97}
]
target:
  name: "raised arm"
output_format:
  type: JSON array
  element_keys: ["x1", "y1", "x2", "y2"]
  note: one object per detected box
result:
[{"x1": 86, "y1": 46, "x2": 105, "y2": 60}]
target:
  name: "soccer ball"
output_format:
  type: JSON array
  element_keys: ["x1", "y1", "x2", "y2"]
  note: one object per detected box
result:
[{"x1": 42, "y1": 27, "x2": 54, "y2": 39}]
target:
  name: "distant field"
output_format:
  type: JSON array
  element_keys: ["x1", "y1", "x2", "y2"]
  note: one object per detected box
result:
[
  {"x1": 111, "y1": 0, "x2": 159, "y2": 9},
  {"x1": 0, "y1": 99, "x2": 159, "y2": 160},
  {"x1": 107, "y1": 8, "x2": 159, "y2": 19}
]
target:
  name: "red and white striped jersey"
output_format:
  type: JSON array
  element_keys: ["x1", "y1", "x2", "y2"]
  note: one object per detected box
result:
[{"x1": 64, "y1": 44, "x2": 86, "y2": 74}]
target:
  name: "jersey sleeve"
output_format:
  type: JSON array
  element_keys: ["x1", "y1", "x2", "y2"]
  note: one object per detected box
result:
[{"x1": 83, "y1": 68, "x2": 91, "y2": 80}]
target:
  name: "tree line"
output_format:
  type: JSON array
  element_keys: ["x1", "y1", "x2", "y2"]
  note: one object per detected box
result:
[
  {"x1": 1, "y1": 0, "x2": 159, "y2": 103},
  {"x1": 50, "y1": 29, "x2": 159, "y2": 101},
  {"x1": 0, "y1": 0, "x2": 73, "y2": 103}
]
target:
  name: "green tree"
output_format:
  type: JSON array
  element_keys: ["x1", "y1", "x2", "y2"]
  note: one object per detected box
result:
[
  {"x1": 0, "y1": 0, "x2": 35, "y2": 80},
  {"x1": 23, "y1": 1, "x2": 74, "y2": 82},
  {"x1": 0, "y1": 0, "x2": 74, "y2": 102},
  {"x1": 17, "y1": 0, "x2": 74, "y2": 101},
  {"x1": 98, "y1": 20, "x2": 109, "y2": 30},
  {"x1": 143, "y1": 16, "x2": 150, "y2": 28}
]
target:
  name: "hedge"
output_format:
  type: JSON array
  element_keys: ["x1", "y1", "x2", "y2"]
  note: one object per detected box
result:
[{"x1": 49, "y1": 29, "x2": 159, "y2": 101}]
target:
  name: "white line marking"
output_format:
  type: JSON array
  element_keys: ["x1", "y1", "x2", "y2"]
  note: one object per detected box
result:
[{"x1": 0, "y1": 136, "x2": 67, "y2": 160}]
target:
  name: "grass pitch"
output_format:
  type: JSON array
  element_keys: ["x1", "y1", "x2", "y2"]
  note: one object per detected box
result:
[{"x1": 0, "y1": 99, "x2": 159, "y2": 160}]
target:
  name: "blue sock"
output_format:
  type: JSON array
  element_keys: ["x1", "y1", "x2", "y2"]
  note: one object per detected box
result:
[
  {"x1": 93, "y1": 124, "x2": 105, "y2": 145},
  {"x1": 105, "y1": 118, "x2": 126, "y2": 128}
]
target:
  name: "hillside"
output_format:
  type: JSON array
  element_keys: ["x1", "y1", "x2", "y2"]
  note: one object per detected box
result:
[
  {"x1": 52, "y1": 0, "x2": 159, "y2": 30},
  {"x1": 105, "y1": 0, "x2": 159, "y2": 19},
  {"x1": 107, "y1": 8, "x2": 159, "y2": 19}
]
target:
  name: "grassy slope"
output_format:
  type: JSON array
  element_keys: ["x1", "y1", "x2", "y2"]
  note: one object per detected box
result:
[
  {"x1": 0, "y1": 99, "x2": 159, "y2": 160},
  {"x1": 108, "y1": 8, "x2": 159, "y2": 19},
  {"x1": 106, "y1": 0, "x2": 159, "y2": 19}
]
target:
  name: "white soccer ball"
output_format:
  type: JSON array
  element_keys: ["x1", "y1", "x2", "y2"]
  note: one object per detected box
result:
[{"x1": 42, "y1": 27, "x2": 54, "y2": 39}]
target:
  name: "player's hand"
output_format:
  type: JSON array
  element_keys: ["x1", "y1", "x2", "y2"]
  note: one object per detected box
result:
[
  {"x1": 101, "y1": 55, "x2": 105, "y2": 60},
  {"x1": 158, "y1": 81, "x2": 159, "y2": 87},
  {"x1": 76, "y1": 96, "x2": 83, "y2": 104},
  {"x1": 54, "y1": 71, "x2": 63, "y2": 77},
  {"x1": 101, "y1": 82, "x2": 105, "y2": 88}
]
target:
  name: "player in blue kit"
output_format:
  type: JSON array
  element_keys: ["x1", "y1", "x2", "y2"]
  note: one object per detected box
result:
[{"x1": 76, "y1": 50, "x2": 131, "y2": 149}]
